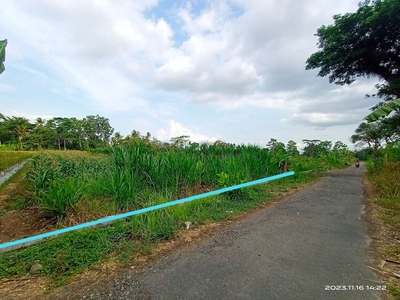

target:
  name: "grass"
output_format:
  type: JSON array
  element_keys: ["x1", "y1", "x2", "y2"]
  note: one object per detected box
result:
[
  {"x1": 370, "y1": 162, "x2": 400, "y2": 228},
  {"x1": 0, "y1": 164, "x2": 31, "y2": 216},
  {"x1": 23, "y1": 145, "x2": 350, "y2": 220},
  {"x1": 367, "y1": 161, "x2": 400, "y2": 299},
  {"x1": 388, "y1": 284, "x2": 400, "y2": 300},
  {"x1": 0, "y1": 145, "x2": 350, "y2": 289},
  {"x1": 0, "y1": 173, "x2": 318, "y2": 288},
  {"x1": 0, "y1": 151, "x2": 34, "y2": 172}
]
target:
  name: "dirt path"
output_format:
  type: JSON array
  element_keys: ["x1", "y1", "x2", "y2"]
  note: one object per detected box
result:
[{"x1": 31, "y1": 165, "x2": 385, "y2": 300}]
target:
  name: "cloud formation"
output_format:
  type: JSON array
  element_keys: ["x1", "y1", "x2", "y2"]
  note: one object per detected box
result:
[
  {"x1": 0, "y1": 0, "x2": 376, "y2": 147},
  {"x1": 157, "y1": 119, "x2": 218, "y2": 143}
]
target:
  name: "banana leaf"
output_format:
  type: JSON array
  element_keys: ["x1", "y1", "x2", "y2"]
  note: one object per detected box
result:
[
  {"x1": 364, "y1": 98, "x2": 400, "y2": 122},
  {"x1": 0, "y1": 39, "x2": 7, "y2": 74}
]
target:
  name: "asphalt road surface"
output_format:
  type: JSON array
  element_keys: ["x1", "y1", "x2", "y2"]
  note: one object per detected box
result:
[{"x1": 51, "y1": 165, "x2": 382, "y2": 300}]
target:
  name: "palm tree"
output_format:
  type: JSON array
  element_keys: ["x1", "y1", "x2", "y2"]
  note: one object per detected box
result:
[
  {"x1": 6, "y1": 117, "x2": 31, "y2": 150},
  {"x1": 14, "y1": 123, "x2": 29, "y2": 150},
  {"x1": 35, "y1": 117, "x2": 46, "y2": 128}
]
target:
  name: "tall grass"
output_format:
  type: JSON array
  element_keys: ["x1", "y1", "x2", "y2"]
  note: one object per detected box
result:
[
  {"x1": 25, "y1": 152, "x2": 111, "y2": 218},
  {"x1": 23, "y1": 144, "x2": 351, "y2": 220},
  {"x1": 369, "y1": 162, "x2": 400, "y2": 199},
  {"x1": 0, "y1": 144, "x2": 351, "y2": 287}
]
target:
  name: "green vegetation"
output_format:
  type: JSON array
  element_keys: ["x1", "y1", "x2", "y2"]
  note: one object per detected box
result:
[
  {"x1": 0, "y1": 151, "x2": 35, "y2": 171},
  {"x1": 0, "y1": 139, "x2": 353, "y2": 287},
  {"x1": 366, "y1": 146, "x2": 400, "y2": 299},
  {"x1": 0, "y1": 114, "x2": 114, "y2": 150},
  {"x1": 0, "y1": 151, "x2": 34, "y2": 172},
  {"x1": 23, "y1": 143, "x2": 352, "y2": 221},
  {"x1": 0, "y1": 175, "x2": 317, "y2": 287},
  {"x1": 369, "y1": 161, "x2": 400, "y2": 212},
  {"x1": 0, "y1": 39, "x2": 6, "y2": 75},
  {"x1": 306, "y1": 0, "x2": 400, "y2": 165},
  {"x1": 306, "y1": 0, "x2": 400, "y2": 102},
  {"x1": 365, "y1": 99, "x2": 400, "y2": 122},
  {"x1": 388, "y1": 284, "x2": 400, "y2": 299}
]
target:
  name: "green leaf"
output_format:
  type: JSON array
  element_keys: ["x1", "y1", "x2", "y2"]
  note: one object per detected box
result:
[
  {"x1": 364, "y1": 99, "x2": 400, "y2": 122},
  {"x1": 0, "y1": 39, "x2": 7, "y2": 75}
]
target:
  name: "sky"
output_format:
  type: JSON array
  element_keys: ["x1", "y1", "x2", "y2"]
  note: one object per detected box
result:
[{"x1": 0, "y1": 0, "x2": 381, "y2": 149}]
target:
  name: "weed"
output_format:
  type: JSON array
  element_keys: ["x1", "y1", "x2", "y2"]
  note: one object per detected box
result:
[
  {"x1": 387, "y1": 245, "x2": 400, "y2": 256},
  {"x1": 388, "y1": 284, "x2": 400, "y2": 300}
]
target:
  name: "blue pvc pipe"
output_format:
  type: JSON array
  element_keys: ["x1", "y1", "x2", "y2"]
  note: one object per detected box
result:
[{"x1": 0, "y1": 171, "x2": 294, "y2": 250}]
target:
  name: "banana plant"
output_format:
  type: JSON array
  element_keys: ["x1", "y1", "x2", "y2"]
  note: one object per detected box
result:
[
  {"x1": 0, "y1": 39, "x2": 7, "y2": 74},
  {"x1": 364, "y1": 98, "x2": 400, "y2": 122}
]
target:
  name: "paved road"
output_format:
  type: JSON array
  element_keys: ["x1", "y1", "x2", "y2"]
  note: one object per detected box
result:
[{"x1": 51, "y1": 165, "x2": 382, "y2": 300}]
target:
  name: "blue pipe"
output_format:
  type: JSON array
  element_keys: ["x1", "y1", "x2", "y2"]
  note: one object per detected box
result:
[{"x1": 0, "y1": 171, "x2": 294, "y2": 250}]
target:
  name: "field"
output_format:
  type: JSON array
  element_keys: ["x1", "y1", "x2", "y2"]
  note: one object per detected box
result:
[
  {"x1": 0, "y1": 151, "x2": 34, "y2": 172},
  {"x1": 0, "y1": 144, "x2": 353, "y2": 288}
]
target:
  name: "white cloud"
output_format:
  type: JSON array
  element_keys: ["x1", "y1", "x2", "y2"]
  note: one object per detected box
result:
[
  {"x1": 1, "y1": 0, "x2": 174, "y2": 113},
  {"x1": 291, "y1": 112, "x2": 359, "y2": 127},
  {"x1": 0, "y1": 0, "x2": 374, "y2": 146},
  {"x1": 157, "y1": 119, "x2": 218, "y2": 143}
]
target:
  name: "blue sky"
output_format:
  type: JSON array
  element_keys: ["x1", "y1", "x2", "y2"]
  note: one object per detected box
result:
[{"x1": 0, "y1": 0, "x2": 380, "y2": 149}]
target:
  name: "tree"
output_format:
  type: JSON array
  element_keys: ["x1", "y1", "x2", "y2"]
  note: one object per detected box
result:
[
  {"x1": 0, "y1": 39, "x2": 6, "y2": 74},
  {"x1": 171, "y1": 135, "x2": 190, "y2": 148},
  {"x1": 26, "y1": 125, "x2": 55, "y2": 150},
  {"x1": 317, "y1": 141, "x2": 332, "y2": 156},
  {"x1": 35, "y1": 117, "x2": 46, "y2": 128},
  {"x1": 111, "y1": 132, "x2": 123, "y2": 146},
  {"x1": 0, "y1": 116, "x2": 32, "y2": 150},
  {"x1": 69, "y1": 118, "x2": 85, "y2": 150},
  {"x1": 82, "y1": 115, "x2": 114, "y2": 148},
  {"x1": 0, "y1": 113, "x2": 13, "y2": 144},
  {"x1": 266, "y1": 138, "x2": 286, "y2": 154},
  {"x1": 333, "y1": 141, "x2": 349, "y2": 152},
  {"x1": 286, "y1": 140, "x2": 300, "y2": 156},
  {"x1": 306, "y1": 0, "x2": 400, "y2": 101},
  {"x1": 302, "y1": 139, "x2": 320, "y2": 157},
  {"x1": 351, "y1": 122, "x2": 384, "y2": 150}
]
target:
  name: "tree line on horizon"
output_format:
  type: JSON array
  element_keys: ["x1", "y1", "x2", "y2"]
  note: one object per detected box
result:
[
  {"x1": 0, "y1": 112, "x2": 356, "y2": 162},
  {"x1": 0, "y1": 114, "x2": 114, "y2": 150}
]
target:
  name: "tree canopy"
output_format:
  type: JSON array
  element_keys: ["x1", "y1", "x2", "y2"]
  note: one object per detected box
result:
[
  {"x1": 0, "y1": 114, "x2": 114, "y2": 150},
  {"x1": 306, "y1": 0, "x2": 400, "y2": 101},
  {"x1": 351, "y1": 114, "x2": 400, "y2": 149}
]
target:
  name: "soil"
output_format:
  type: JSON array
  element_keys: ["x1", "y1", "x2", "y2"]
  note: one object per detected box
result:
[
  {"x1": 0, "y1": 182, "x2": 19, "y2": 211},
  {"x1": 0, "y1": 179, "x2": 56, "y2": 299},
  {"x1": 0, "y1": 178, "x2": 57, "y2": 244},
  {"x1": 0, "y1": 208, "x2": 55, "y2": 244}
]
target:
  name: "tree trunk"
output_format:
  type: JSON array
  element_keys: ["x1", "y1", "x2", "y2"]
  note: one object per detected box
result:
[{"x1": 18, "y1": 135, "x2": 23, "y2": 150}]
